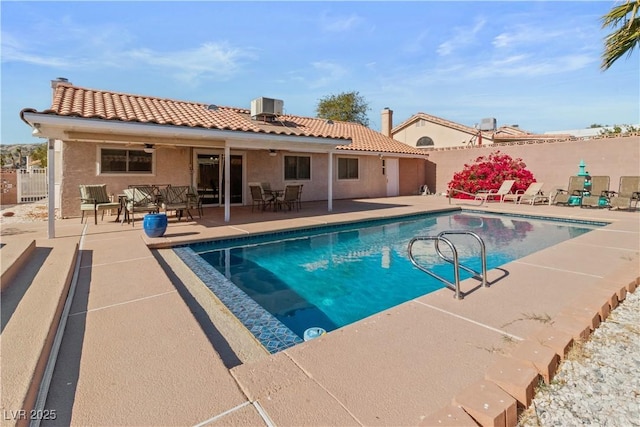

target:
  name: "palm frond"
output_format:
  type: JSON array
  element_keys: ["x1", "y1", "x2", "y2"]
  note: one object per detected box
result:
[{"x1": 601, "y1": 0, "x2": 640, "y2": 70}]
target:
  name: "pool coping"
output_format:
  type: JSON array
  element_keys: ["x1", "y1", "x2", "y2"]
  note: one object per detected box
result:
[{"x1": 175, "y1": 209, "x2": 611, "y2": 356}]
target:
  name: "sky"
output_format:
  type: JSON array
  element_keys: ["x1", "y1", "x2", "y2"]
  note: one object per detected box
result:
[{"x1": 1, "y1": 1, "x2": 639, "y2": 145}]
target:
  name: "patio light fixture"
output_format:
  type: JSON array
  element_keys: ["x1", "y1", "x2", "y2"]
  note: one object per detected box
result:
[
  {"x1": 32, "y1": 123, "x2": 42, "y2": 136},
  {"x1": 269, "y1": 149, "x2": 277, "y2": 157},
  {"x1": 143, "y1": 144, "x2": 155, "y2": 154}
]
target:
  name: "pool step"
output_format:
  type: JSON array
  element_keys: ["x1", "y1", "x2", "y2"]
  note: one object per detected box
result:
[{"x1": 1, "y1": 238, "x2": 78, "y2": 425}]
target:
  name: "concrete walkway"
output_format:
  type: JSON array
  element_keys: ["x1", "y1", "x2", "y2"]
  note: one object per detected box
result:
[{"x1": 2, "y1": 196, "x2": 638, "y2": 426}]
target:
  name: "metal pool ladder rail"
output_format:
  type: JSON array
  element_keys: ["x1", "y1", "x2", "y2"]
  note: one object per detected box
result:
[{"x1": 407, "y1": 230, "x2": 488, "y2": 300}]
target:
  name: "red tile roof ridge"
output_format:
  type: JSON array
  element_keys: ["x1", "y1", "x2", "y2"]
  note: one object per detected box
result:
[{"x1": 52, "y1": 83, "x2": 248, "y2": 113}]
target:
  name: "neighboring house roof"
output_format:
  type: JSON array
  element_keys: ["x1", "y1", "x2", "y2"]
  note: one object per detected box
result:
[
  {"x1": 492, "y1": 126, "x2": 573, "y2": 143},
  {"x1": 392, "y1": 112, "x2": 487, "y2": 137},
  {"x1": 392, "y1": 112, "x2": 574, "y2": 144},
  {"x1": 23, "y1": 83, "x2": 427, "y2": 156}
]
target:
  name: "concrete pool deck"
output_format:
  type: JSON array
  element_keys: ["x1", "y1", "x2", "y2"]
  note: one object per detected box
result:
[{"x1": 1, "y1": 195, "x2": 638, "y2": 426}]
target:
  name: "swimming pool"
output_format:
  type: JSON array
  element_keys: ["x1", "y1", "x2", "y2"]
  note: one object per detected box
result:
[{"x1": 174, "y1": 211, "x2": 604, "y2": 353}]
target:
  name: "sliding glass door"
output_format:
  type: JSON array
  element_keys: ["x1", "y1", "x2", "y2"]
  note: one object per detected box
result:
[{"x1": 196, "y1": 153, "x2": 243, "y2": 206}]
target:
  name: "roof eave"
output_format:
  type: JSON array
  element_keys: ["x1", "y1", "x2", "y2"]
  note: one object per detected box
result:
[{"x1": 21, "y1": 111, "x2": 350, "y2": 149}]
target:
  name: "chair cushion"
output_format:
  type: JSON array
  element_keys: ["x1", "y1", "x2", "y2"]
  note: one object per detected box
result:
[{"x1": 80, "y1": 184, "x2": 111, "y2": 203}]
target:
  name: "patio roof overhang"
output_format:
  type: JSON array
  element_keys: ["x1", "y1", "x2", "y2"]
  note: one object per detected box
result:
[{"x1": 21, "y1": 111, "x2": 350, "y2": 152}]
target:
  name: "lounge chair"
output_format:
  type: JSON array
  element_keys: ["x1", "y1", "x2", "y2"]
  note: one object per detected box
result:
[
  {"x1": 79, "y1": 184, "x2": 121, "y2": 225},
  {"x1": 122, "y1": 186, "x2": 159, "y2": 225},
  {"x1": 160, "y1": 185, "x2": 193, "y2": 220},
  {"x1": 473, "y1": 180, "x2": 515, "y2": 203},
  {"x1": 608, "y1": 176, "x2": 640, "y2": 211},
  {"x1": 502, "y1": 182, "x2": 546, "y2": 204},
  {"x1": 553, "y1": 176, "x2": 585, "y2": 206},
  {"x1": 580, "y1": 176, "x2": 611, "y2": 208},
  {"x1": 275, "y1": 184, "x2": 301, "y2": 211}
]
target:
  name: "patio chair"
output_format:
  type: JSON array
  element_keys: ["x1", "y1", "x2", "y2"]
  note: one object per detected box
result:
[
  {"x1": 608, "y1": 176, "x2": 640, "y2": 211},
  {"x1": 580, "y1": 176, "x2": 611, "y2": 208},
  {"x1": 473, "y1": 180, "x2": 515, "y2": 203},
  {"x1": 296, "y1": 184, "x2": 304, "y2": 210},
  {"x1": 275, "y1": 184, "x2": 301, "y2": 212},
  {"x1": 502, "y1": 182, "x2": 547, "y2": 205},
  {"x1": 553, "y1": 176, "x2": 585, "y2": 206},
  {"x1": 160, "y1": 185, "x2": 193, "y2": 221},
  {"x1": 122, "y1": 187, "x2": 159, "y2": 226},
  {"x1": 188, "y1": 186, "x2": 203, "y2": 218},
  {"x1": 249, "y1": 183, "x2": 271, "y2": 212},
  {"x1": 79, "y1": 184, "x2": 121, "y2": 225}
]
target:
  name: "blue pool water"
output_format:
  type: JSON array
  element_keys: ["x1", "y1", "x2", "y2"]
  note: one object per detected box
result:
[{"x1": 177, "y1": 211, "x2": 603, "y2": 351}]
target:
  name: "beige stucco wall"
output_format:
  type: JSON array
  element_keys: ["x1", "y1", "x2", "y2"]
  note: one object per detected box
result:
[
  {"x1": 393, "y1": 121, "x2": 493, "y2": 149},
  {"x1": 59, "y1": 141, "x2": 413, "y2": 218},
  {"x1": 60, "y1": 141, "x2": 192, "y2": 218},
  {"x1": 399, "y1": 158, "x2": 427, "y2": 196},
  {"x1": 424, "y1": 135, "x2": 640, "y2": 195},
  {"x1": 246, "y1": 151, "x2": 391, "y2": 201}
]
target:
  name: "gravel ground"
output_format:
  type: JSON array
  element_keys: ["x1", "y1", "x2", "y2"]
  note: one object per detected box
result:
[
  {"x1": 0, "y1": 200, "x2": 51, "y2": 224},
  {"x1": 519, "y1": 290, "x2": 640, "y2": 426}
]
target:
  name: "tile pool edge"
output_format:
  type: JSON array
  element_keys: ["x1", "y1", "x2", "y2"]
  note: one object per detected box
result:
[{"x1": 173, "y1": 246, "x2": 303, "y2": 353}]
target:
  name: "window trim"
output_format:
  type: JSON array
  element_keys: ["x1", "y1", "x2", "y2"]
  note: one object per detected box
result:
[
  {"x1": 337, "y1": 156, "x2": 360, "y2": 181},
  {"x1": 283, "y1": 155, "x2": 312, "y2": 181},
  {"x1": 97, "y1": 145, "x2": 156, "y2": 176},
  {"x1": 416, "y1": 136, "x2": 435, "y2": 147}
]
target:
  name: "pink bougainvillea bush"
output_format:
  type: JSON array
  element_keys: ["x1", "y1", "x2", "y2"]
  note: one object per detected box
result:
[{"x1": 448, "y1": 151, "x2": 536, "y2": 199}]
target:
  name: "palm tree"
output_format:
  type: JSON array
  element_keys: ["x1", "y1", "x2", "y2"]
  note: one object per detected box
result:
[{"x1": 601, "y1": 0, "x2": 640, "y2": 70}]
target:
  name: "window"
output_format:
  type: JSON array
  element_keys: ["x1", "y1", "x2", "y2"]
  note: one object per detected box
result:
[
  {"x1": 284, "y1": 155, "x2": 311, "y2": 180},
  {"x1": 338, "y1": 157, "x2": 359, "y2": 180},
  {"x1": 416, "y1": 136, "x2": 434, "y2": 147},
  {"x1": 100, "y1": 148, "x2": 153, "y2": 174}
]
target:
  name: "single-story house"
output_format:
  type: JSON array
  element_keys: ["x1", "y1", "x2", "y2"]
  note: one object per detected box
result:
[
  {"x1": 20, "y1": 79, "x2": 429, "y2": 221},
  {"x1": 387, "y1": 110, "x2": 572, "y2": 149}
]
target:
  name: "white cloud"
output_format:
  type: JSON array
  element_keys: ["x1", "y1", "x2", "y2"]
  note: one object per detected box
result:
[
  {"x1": 437, "y1": 17, "x2": 486, "y2": 56},
  {"x1": 492, "y1": 25, "x2": 571, "y2": 49},
  {"x1": 319, "y1": 12, "x2": 362, "y2": 32},
  {"x1": 403, "y1": 30, "x2": 429, "y2": 54},
  {"x1": 309, "y1": 61, "x2": 348, "y2": 88},
  {"x1": 125, "y1": 42, "x2": 258, "y2": 84}
]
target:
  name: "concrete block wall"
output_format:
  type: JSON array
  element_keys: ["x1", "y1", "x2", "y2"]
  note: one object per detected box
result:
[
  {"x1": 424, "y1": 135, "x2": 640, "y2": 195},
  {"x1": 0, "y1": 170, "x2": 18, "y2": 205}
]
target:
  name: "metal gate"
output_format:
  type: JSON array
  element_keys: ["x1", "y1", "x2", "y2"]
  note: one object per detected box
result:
[{"x1": 18, "y1": 168, "x2": 48, "y2": 203}]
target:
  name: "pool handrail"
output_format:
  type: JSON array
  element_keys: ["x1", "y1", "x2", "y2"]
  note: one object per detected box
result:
[
  {"x1": 435, "y1": 230, "x2": 488, "y2": 288},
  {"x1": 407, "y1": 231, "x2": 488, "y2": 300},
  {"x1": 408, "y1": 235, "x2": 462, "y2": 299}
]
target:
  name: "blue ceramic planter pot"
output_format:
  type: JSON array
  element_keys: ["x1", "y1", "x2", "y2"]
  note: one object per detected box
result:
[{"x1": 143, "y1": 213, "x2": 168, "y2": 238}]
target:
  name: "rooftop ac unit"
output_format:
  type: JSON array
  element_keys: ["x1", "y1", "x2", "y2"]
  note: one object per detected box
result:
[
  {"x1": 251, "y1": 97, "x2": 284, "y2": 119},
  {"x1": 479, "y1": 117, "x2": 497, "y2": 131}
]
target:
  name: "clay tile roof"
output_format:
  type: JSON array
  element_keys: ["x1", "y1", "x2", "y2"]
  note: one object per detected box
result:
[
  {"x1": 39, "y1": 83, "x2": 427, "y2": 156},
  {"x1": 393, "y1": 112, "x2": 479, "y2": 135}
]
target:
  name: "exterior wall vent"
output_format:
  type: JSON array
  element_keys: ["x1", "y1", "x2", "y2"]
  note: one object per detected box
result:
[
  {"x1": 251, "y1": 97, "x2": 284, "y2": 120},
  {"x1": 479, "y1": 117, "x2": 497, "y2": 131}
]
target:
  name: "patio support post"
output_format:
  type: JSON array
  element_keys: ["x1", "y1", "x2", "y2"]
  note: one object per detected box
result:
[
  {"x1": 224, "y1": 144, "x2": 231, "y2": 222},
  {"x1": 327, "y1": 151, "x2": 333, "y2": 212},
  {"x1": 47, "y1": 138, "x2": 55, "y2": 239}
]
